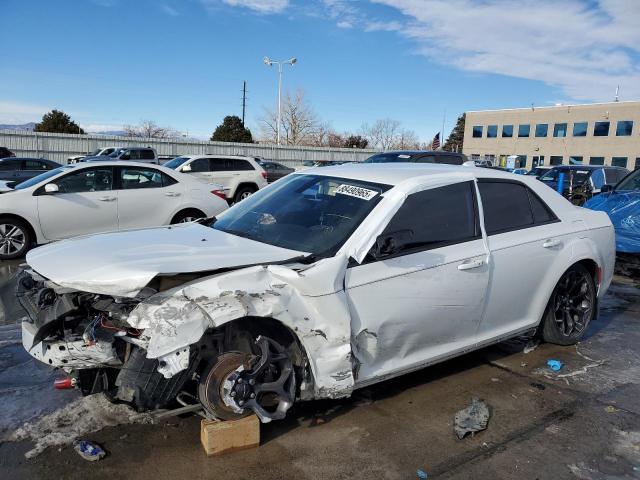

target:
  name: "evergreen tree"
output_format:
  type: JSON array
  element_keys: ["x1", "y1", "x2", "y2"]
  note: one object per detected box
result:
[
  {"x1": 443, "y1": 113, "x2": 465, "y2": 152},
  {"x1": 34, "y1": 109, "x2": 85, "y2": 134},
  {"x1": 211, "y1": 115, "x2": 253, "y2": 143}
]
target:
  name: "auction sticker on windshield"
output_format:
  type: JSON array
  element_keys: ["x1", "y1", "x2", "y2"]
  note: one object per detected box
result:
[{"x1": 335, "y1": 184, "x2": 379, "y2": 200}]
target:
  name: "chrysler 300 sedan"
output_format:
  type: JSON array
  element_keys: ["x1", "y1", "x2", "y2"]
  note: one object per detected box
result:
[{"x1": 17, "y1": 163, "x2": 614, "y2": 423}]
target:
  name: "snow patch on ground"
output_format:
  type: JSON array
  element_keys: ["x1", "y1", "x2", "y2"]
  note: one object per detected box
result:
[{"x1": 10, "y1": 393, "x2": 153, "y2": 458}]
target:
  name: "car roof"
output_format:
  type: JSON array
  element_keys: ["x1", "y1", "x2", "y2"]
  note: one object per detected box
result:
[
  {"x1": 370, "y1": 150, "x2": 461, "y2": 156},
  {"x1": 298, "y1": 162, "x2": 530, "y2": 186},
  {"x1": 551, "y1": 165, "x2": 609, "y2": 171}
]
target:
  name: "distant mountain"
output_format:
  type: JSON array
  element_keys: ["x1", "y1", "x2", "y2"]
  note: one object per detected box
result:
[
  {"x1": 91, "y1": 130, "x2": 127, "y2": 136},
  {"x1": 0, "y1": 122, "x2": 36, "y2": 131}
]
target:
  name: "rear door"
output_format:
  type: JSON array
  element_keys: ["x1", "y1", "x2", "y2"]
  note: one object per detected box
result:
[
  {"x1": 116, "y1": 166, "x2": 183, "y2": 229},
  {"x1": 346, "y1": 180, "x2": 489, "y2": 383},
  {"x1": 475, "y1": 180, "x2": 562, "y2": 341},
  {"x1": 36, "y1": 166, "x2": 119, "y2": 240}
]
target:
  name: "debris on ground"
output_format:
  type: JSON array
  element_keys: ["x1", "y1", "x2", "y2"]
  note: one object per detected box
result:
[
  {"x1": 547, "y1": 359, "x2": 563, "y2": 371},
  {"x1": 604, "y1": 406, "x2": 619, "y2": 413},
  {"x1": 73, "y1": 440, "x2": 106, "y2": 462},
  {"x1": 416, "y1": 468, "x2": 428, "y2": 479},
  {"x1": 523, "y1": 339, "x2": 540, "y2": 354},
  {"x1": 10, "y1": 393, "x2": 153, "y2": 458},
  {"x1": 454, "y1": 398, "x2": 491, "y2": 440}
]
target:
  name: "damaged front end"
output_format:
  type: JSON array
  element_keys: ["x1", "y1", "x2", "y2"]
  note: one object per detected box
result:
[{"x1": 16, "y1": 257, "x2": 354, "y2": 423}]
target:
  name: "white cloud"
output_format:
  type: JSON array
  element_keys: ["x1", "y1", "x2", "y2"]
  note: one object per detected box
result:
[
  {"x1": 369, "y1": 0, "x2": 640, "y2": 101},
  {"x1": 82, "y1": 123, "x2": 124, "y2": 133},
  {"x1": 161, "y1": 4, "x2": 180, "y2": 16},
  {"x1": 364, "y1": 20, "x2": 402, "y2": 32},
  {"x1": 212, "y1": 0, "x2": 289, "y2": 14},
  {"x1": 337, "y1": 20, "x2": 353, "y2": 28},
  {"x1": 0, "y1": 101, "x2": 48, "y2": 124}
]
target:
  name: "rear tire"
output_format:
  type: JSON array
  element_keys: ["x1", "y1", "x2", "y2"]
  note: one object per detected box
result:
[
  {"x1": 233, "y1": 186, "x2": 256, "y2": 204},
  {"x1": 171, "y1": 209, "x2": 206, "y2": 224},
  {"x1": 0, "y1": 216, "x2": 33, "y2": 260},
  {"x1": 540, "y1": 264, "x2": 596, "y2": 345}
]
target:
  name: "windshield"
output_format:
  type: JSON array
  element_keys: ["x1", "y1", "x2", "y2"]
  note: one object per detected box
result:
[
  {"x1": 164, "y1": 156, "x2": 191, "y2": 169},
  {"x1": 213, "y1": 174, "x2": 391, "y2": 255},
  {"x1": 87, "y1": 149, "x2": 101, "y2": 156},
  {"x1": 615, "y1": 169, "x2": 640, "y2": 191},
  {"x1": 109, "y1": 149, "x2": 125, "y2": 158},
  {"x1": 364, "y1": 153, "x2": 413, "y2": 163},
  {"x1": 540, "y1": 169, "x2": 590, "y2": 184},
  {"x1": 13, "y1": 167, "x2": 68, "y2": 190}
]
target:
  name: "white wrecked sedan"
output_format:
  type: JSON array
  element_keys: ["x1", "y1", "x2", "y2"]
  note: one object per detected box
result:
[{"x1": 18, "y1": 163, "x2": 615, "y2": 422}]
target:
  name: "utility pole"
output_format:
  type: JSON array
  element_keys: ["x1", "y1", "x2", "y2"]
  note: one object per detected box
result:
[{"x1": 242, "y1": 81, "x2": 247, "y2": 126}]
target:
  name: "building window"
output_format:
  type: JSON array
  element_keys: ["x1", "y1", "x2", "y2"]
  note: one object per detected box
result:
[
  {"x1": 594, "y1": 121, "x2": 610, "y2": 136},
  {"x1": 472, "y1": 126, "x2": 483, "y2": 138},
  {"x1": 535, "y1": 124, "x2": 548, "y2": 137},
  {"x1": 518, "y1": 124, "x2": 530, "y2": 137},
  {"x1": 502, "y1": 125, "x2": 513, "y2": 137},
  {"x1": 590, "y1": 157, "x2": 605, "y2": 165},
  {"x1": 569, "y1": 156, "x2": 583, "y2": 165},
  {"x1": 471, "y1": 154, "x2": 480, "y2": 160},
  {"x1": 553, "y1": 123, "x2": 568, "y2": 137},
  {"x1": 635, "y1": 158, "x2": 640, "y2": 170},
  {"x1": 487, "y1": 125, "x2": 498, "y2": 138},
  {"x1": 550, "y1": 156, "x2": 563, "y2": 165},
  {"x1": 612, "y1": 157, "x2": 628, "y2": 168},
  {"x1": 573, "y1": 122, "x2": 588, "y2": 137},
  {"x1": 616, "y1": 120, "x2": 633, "y2": 136},
  {"x1": 484, "y1": 154, "x2": 496, "y2": 161},
  {"x1": 517, "y1": 155, "x2": 527, "y2": 168}
]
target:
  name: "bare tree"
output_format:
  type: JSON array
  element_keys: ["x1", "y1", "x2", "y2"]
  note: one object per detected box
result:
[
  {"x1": 392, "y1": 129, "x2": 420, "y2": 150},
  {"x1": 260, "y1": 90, "x2": 320, "y2": 145},
  {"x1": 123, "y1": 120, "x2": 180, "y2": 139},
  {"x1": 361, "y1": 118, "x2": 401, "y2": 150}
]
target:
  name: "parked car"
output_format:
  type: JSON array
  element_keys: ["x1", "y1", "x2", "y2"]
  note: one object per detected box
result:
[
  {"x1": 539, "y1": 165, "x2": 629, "y2": 205},
  {"x1": 164, "y1": 155, "x2": 268, "y2": 203},
  {"x1": 365, "y1": 150, "x2": 468, "y2": 165},
  {"x1": 257, "y1": 160, "x2": 295, "y2": 183},
  {"x1": 0, "y1": 157, "x2": 60, "y2": 187},
  {"x1": 0, "y1": 147, "x2": 15, "y2": 159},
  {"x1": 474, "y1": 159, "x2": 493, "y2": 167},
  {"x1": 68, "y1": 146, "x2": 119, "y2": 163},
  {"x1": 512, "y1": 168, "x2": 528, "y2": 175},
  {"x1": 527, "y1": 166, "x2": 551, "y2": 178},
  {"x1": 0, "y1": 161, "x2": 227, "y2": 259},
  {"x1": 17, "y1": 163, "x2": 614, "y2": 424},
  {"x1": 83, "y1": 147, "x2": 159, "y2": 164},
  {"x1": 584, "y1": 168, "x2": 640, "y2": 254}
]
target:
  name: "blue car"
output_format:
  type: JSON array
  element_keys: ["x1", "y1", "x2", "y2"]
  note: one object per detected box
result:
[{"x1": 584, "y1": 168, "x2": 640, "y2": 253}]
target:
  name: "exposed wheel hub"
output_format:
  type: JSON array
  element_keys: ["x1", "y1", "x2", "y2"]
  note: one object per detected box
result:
[
  {"x1": 553, "y1": 269, "x2": 592, "y2": 336},
  {"x1": 200, "y1": 336, "x2": 296, "y2": 423}
]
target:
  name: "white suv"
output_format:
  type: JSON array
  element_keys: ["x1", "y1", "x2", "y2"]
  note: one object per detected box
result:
[{"x1": 164, "y1": 155, "x2": 268, "y2": 203}]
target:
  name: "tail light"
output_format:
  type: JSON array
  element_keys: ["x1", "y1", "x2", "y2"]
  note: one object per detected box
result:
[
  {"x1": 211, "y1": 189, "x2": 227, "y2": 200},
  {"x1": 261, "y1": 171, "x2": 268, "y2": 179}
]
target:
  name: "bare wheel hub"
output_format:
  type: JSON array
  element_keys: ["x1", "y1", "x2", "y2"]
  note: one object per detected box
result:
[{"x1": 199, "y1": 336, "x2": 296, "y2": 423}]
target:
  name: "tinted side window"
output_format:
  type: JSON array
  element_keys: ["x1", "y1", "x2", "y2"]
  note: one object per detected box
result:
[
  {"x1": 436, "y1": 154, "x2": 463, "y2": 165},
  {"x1": 0, "y1": 160, "x2": 20, "y2": 171},
  {"x1": 120, "y1": 167, "x2": 163, "y2": 189},
  {"x1": 478, "y1": 182, "x2": 534, "y2": 234},
  {"x1": 527, "y1": 189, "x2": 556, "y2": 224},
  {"x1": 56, "y1": 168, "x2": 113, "y2": 193},
  {"x1": 190, "y1": 158, "x2": 210, "y2": 172},
  {"x1": 414, "y1": 155, "x2": 437, "y2": 164},
  {"x1": 230, "y1": 159, "x2": 254, "y2": 171},
  {"x1": 209, "y1": 158, "x2": 227, "y2": 171},
  {"x1": 24, "y1": 160, "x2": 50, "y2": 170},
  {"x1": 380, "y1": 181, "x2": 479, "y2": 255},
  {"x1": 141, "y1": 149, "x2": 155, "y2": 160}
]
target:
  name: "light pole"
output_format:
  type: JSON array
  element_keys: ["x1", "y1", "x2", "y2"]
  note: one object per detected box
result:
[{"x1": 264, "y1": 56, "x2": 296, "y2": 145}]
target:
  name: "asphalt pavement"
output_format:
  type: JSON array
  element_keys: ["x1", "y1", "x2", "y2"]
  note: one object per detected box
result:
[{"x1": 0, "y1": 261, "x2": 638, "y2": 479}]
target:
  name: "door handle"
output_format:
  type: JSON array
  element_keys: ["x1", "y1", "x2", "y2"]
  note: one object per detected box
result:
[
  {"x1": 165, "y1": 192, "x2": 181, "y2": 197},
  {"x1": 542, "y1": 239, "x2": 561, "y2": 248},
  {"x1": 458, "y1": 259, "x2": 484, "y2": 271},
  {"x1": 98, "y1": 196, "x2": 116, "y2": 202}
]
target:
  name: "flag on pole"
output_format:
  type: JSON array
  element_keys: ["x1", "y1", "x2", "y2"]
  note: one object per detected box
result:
[{"x1": 432, "y1": 132, "x2": 441, "y2": 150}]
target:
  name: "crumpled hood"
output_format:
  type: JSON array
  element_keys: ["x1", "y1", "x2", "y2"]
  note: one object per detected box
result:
[
  {"x1": 26, "y1": 223, "x2": 306, "y2": 297},
  {"x1": 584, "y1": 191, "x2": 640, "y2": 253}
]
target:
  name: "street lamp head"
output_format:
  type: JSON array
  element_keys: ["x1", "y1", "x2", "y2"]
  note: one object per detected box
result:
[
  {"x1": 289, "y1": 57, "x2": 297, "y2": 65},
  {"x1": 263, "y1": 56, "x2": 272, "y2": 66}
]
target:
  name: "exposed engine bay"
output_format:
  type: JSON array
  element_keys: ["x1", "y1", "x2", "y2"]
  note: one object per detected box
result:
[{"x1": 16, "y1": 268, "x2": 304, "y2": 423}]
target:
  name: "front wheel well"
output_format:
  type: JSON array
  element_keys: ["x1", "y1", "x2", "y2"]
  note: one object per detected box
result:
[
  {"x1": 170, "y1": 208, "x2": 206, "y2": 223},
  {"x1": 575, "y1": 258, "x2": 600, "y2": 289},
  {"x1": 0, "y1": 213, "x2": 38, "y2": 245}
]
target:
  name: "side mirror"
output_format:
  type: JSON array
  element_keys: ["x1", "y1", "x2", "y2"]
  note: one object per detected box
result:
[
  {"x1": 371, "y1": 229, "x2": 413, "y2": 259},
  {"x1": 44, "y1": 183, "x2": 59, "y2": 194},
  {"x1": 600, "y1": 184, "x2": 614, "y2": 193},
  {"x1": 181, "y1": 164, "x2": 192, "y2": 172}
]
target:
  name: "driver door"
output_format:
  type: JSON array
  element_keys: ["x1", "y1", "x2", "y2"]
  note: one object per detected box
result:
[
  {"x1": 36, "y1": 166, "x2": 119, "y2": 240},
  {"x1": 345, "y1": 181, "x2": 489, "y2": 384}
]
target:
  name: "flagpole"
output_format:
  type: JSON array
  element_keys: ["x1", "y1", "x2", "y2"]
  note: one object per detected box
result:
[{"x1": 441, "y1": 109, "x2": 446, "y2": 150}]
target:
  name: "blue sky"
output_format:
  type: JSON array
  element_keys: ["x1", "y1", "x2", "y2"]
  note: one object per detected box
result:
[{"x1": 1, "y1": 0, "x2": 638, "y2": 141}]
